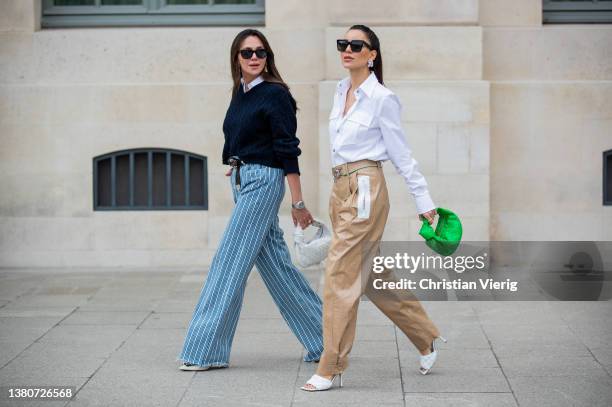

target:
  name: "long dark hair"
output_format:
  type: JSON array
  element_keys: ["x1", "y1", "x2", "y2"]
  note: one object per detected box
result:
[
  {"x1": 349, "y1": 24, "x2": 384, "y2": 85},
  {"x1": 229, "y1": 28, "x2": 297, "y2": 111}
]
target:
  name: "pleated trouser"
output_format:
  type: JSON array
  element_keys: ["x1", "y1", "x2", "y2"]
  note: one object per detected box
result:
[
  {"x1": 177, "y1": 163, "x2": 323, "y2": 367},
  {"x1": 317, "y1": 160, "x2": 440, "y2": 376}
]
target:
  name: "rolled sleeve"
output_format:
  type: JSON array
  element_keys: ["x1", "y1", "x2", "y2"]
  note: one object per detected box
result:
[
  {"x1": 267, "y1": 86, "x2": 302, "y2": 175},
  {"x1": 379, "y1": 94, "x2": 436, "y2": 214}
]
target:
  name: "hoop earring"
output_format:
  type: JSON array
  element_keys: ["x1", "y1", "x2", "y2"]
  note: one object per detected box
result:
[{"x1": 367, "y1": 59, "x2": 374, "y2": 68}]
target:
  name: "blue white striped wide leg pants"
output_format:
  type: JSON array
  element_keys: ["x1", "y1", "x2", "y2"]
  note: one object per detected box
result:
[{"x1": 177, "y1": 164, "x2": 323, "y2": 367}]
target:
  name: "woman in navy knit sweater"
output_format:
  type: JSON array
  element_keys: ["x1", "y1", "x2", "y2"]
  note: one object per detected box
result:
[{"x1": 177, "y1": 29, "x2": 324, "y2": 370}]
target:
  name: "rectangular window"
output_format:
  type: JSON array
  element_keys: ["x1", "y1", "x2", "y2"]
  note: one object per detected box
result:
[
  {"x1": 543, "y1": 0, "x2": 612, "y2": 23},
  {"x1": 94, "y1": 148, "x2": 208, "y2": 210},
  {"x1": 42, "y1": 0, "x2": 264, "y2": 28}
]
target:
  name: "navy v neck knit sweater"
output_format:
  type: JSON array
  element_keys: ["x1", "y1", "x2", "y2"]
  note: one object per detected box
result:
[{"x1": 222, "y1": 81, "x2": 301, "y2": 175}]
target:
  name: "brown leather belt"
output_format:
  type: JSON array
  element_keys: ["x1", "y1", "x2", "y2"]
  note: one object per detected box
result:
[{"x1": 332, "y1": 159, "x2": 382, "y2": 181}]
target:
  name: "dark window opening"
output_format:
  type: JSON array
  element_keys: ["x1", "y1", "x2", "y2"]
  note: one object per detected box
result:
[
  {"x1": 93, "y1": 148, "x2": 208, "y2": 210},
  {"x1": 41, "y1": 0, "x2": 264, "y2": 28},
  {"x1": 543, "y1": 0, "x2": 612, "y2": 23}
]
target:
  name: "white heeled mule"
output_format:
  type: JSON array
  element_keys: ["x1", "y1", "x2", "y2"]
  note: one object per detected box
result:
[
  {"x1": 300, "y1": 373, "x2": 343, "y2": 391},
  {"x1": 419, "y1": 336, "x2": 447, "y2": 375}
]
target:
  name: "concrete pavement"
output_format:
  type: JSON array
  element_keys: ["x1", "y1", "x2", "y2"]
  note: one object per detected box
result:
[{"x1": 0, "y1": 266, "x2": 611, "y2": 407}]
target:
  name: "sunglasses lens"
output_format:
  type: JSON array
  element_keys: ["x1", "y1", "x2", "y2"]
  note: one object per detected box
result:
[
  {"x1": 337, "y1": 40, "x2": 348, "y2": 52},
  {"x1": 240, "y1": 49, "x2": 267, "y2": 59},
  {"x1": 351, "y1": 41, "x2": 363, "y2": 52}
]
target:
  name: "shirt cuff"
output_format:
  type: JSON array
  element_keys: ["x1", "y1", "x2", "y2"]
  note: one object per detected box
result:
[
  {"x1": 413, "y1": 192, "x2": 436, "y2": 215},
  {"x1": 281, "y1": 157, "x2": 300, "y2": 175}
]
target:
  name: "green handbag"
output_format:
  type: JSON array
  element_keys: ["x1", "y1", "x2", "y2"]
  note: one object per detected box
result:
[{"x1": 418, "y1": 207, "x2": 462, "y2": 256}]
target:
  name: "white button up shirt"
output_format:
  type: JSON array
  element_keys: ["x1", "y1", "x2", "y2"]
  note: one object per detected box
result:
[
  {"x1": 329, "y1": 72, "x2": 435, "y2": 214},
  {"x1": 240, "y1": 75, "x2": 264, "y2": 93}
]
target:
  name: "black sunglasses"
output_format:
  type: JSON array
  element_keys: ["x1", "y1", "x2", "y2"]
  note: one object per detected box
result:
[
  {"x1": 336, "y1": 39, "x2": 372, "y2": 53},
  {"x1": 239, "y1": 48, "x2": 268, "y2": 59}
]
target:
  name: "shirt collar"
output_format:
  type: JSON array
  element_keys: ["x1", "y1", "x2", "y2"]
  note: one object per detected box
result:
[
  {"x1": 241, "y1": 75, "x2": 264, "y2": 92},
  {"x1": 337, "y1": 72, "x2": 378, "y2": 98}
]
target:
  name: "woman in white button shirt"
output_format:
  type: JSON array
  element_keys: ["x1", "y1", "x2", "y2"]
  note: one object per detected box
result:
[{"x1": 301, "y1": 24, "x2": 445, "y2": 391}]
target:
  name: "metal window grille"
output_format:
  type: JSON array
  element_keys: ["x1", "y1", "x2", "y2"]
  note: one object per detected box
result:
[
  {"x1": 42, "y1": 0, "x2": 265, "y2": 28},
  {"x1": 543, "y1": 0, "x2": 612, "y2": 23},
  {"x1": 93, "y1": 148, "x2": 208, "y2": 210}
]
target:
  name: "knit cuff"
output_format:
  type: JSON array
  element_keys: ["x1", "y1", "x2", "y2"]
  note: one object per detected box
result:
[{"x1": 281, "y1": 157, "x2": 300, "y2": 175}]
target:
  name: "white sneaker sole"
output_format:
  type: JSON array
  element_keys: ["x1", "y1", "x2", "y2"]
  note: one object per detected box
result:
[{"x1": 179, "y1": 364, "x2": 210, "y2": 371}]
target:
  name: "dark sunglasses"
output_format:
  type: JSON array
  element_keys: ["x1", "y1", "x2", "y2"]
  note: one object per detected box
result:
[
  {"x1": 239, "y1": 48, "x2": 268, "y2": 59},
  {"x1": 336, "y1": 39, "x2": 372, "y2": 53}
]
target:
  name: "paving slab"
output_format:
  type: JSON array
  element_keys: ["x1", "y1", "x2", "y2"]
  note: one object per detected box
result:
[
  {"x1": 397, "y1": 320, "x2": 491, "y2": 350},
  {"x1": 0, "y1": 317, "x2": 65, "y2": 343},
  {"x1": 401, "y1": 367, "x2": 510, "y2": 393},
  {"x1": 491, "y1": 342, "x2": 593, "y2": 359},
  {"x1": 0, "y1": 307, "x2": 76, "y2": 318},
  {"x1": 0, "y1": 270, "x2": 609, "y2": 407},
  {"x1": 66, "y1": 383, "x2": 188, "y2": 407},
  {"x1": 509, "y1": 375, "x2": 612, "y2": 407},
  {"x1": 294, "y1": 370, "x2": 403, "y2": 405},
  {"x1": 498, "y1": 354, "x2": 608, "y2": 377},
  {"x1": 59, "y1": 311, "x2": 150, "y2": 326},
  {"x1": 0, "y1": 344, "x2": 107, "y2": 382},
  {"x1": 0, "y1": 341, "x2": 31, "y2": 368},
  {"x1": 6, "y1": 295, "x2": 92, "y2": 308},
  {"x1": 399, "y1": 347, "x2": 499, "y2": 369},
  {"x1": 402, "y1": 393, "x2": 518, "y2": 407}
]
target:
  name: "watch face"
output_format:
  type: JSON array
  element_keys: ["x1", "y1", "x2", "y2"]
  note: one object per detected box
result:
[{"x1": 293, "y1": 201, "x2": 305, "y2": 209}]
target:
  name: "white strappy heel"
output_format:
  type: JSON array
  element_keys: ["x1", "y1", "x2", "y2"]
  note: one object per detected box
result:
[
  {"x1": 300, "y1": 373, "x2": 343, "y2": 391},
  {"x1": 419, "y1": 336, "x2": 447, "y2": 375}
]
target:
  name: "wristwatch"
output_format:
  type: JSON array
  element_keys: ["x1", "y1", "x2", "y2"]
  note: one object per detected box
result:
[{"x1": 292, "y1": 200, "x2": 306, "y2": 210}]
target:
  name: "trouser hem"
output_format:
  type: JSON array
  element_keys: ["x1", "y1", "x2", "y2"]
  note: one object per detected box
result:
[
  {"x1": 176, "y1": 357, "x2": 229, "y2": 369},
  {"x1": 303, "y1": 350, "x2": 323, "y2": 362}
]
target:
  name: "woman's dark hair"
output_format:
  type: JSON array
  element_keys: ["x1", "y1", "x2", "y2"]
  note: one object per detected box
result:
[
  {"x1": 230, "y1": 28, "x2": 297, "y2": 111},
  {"x1": 348, "y1": 24, "x2": 384, "y2": 85}
]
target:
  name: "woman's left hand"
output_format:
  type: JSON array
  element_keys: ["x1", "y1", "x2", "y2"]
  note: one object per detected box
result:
[{"x1": 418, "y1": 209, "x2": 437, "y2": 225}]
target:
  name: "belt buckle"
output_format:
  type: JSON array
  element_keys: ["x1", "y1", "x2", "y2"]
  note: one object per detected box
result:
[{"x1": 333, "y1": 167, "x2": 342, "y2": 181}]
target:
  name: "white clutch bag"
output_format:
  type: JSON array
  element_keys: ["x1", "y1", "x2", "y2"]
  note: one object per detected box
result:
[{"x1": 293, "y1": 220, "x2": 332, "y2": 268}]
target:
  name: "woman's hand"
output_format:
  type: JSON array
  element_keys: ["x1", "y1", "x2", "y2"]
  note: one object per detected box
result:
[
  {"x1": 292, "y1": 208, "x2": 314, "y2": 229},
  {"x1": 286, "y1": 173, "x2": 313, "y2": 228},
  {"x1": 225, "y1": 168, "x2": 232, "y2": 176},
  {"x1": 418, "y1": 208, "x2": 437, "y2": 225}
]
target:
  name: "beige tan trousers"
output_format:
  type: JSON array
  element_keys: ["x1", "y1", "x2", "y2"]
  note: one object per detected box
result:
[{"x1": 317, "y1": 159, "x2": 440, "y2": 376}]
